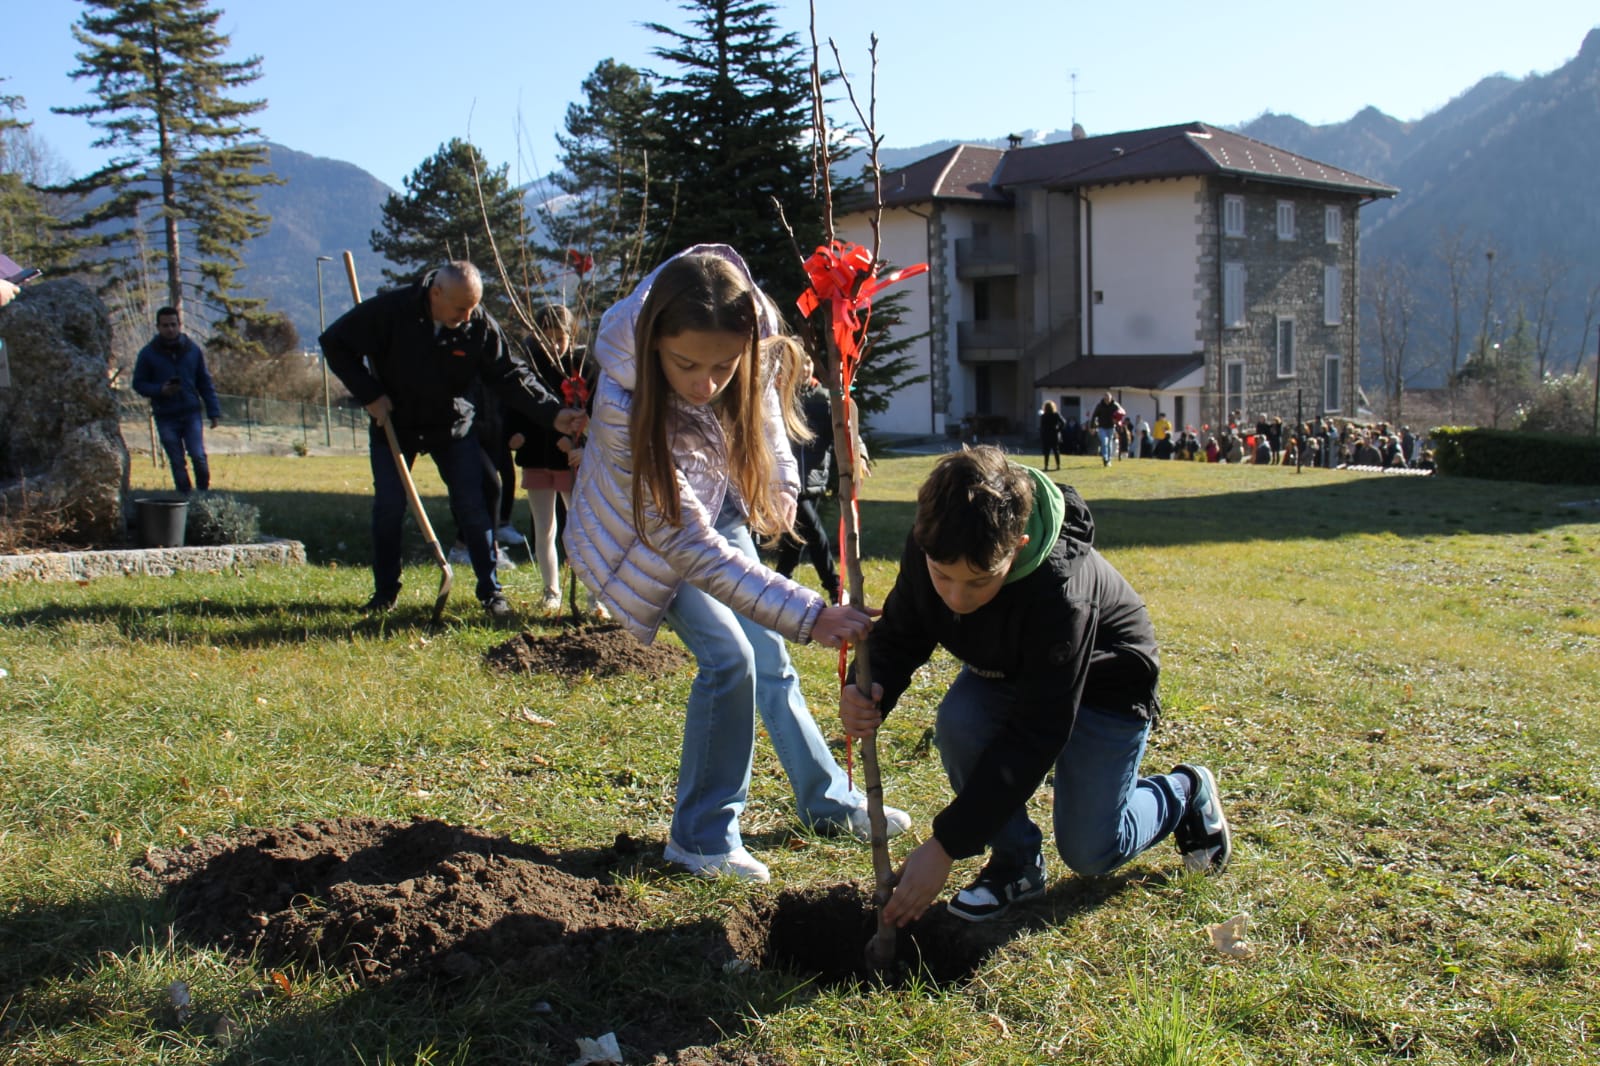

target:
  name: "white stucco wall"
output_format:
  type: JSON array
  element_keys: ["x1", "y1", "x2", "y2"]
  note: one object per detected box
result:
[
  {"x1": 837, "y1": 208, "x2": 937, "y2": 435},
  {"x1": 1084, "y1": 178, "x2": 1202, "y2": 356}
]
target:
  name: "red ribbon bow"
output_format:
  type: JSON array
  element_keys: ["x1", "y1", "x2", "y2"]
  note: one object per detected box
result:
[
  {"x1": 796, "y1": 241, "x2": 927, "y2": 378},
  {"x1": 560, "y1": 372, "x2": 589, "y2": 409}
]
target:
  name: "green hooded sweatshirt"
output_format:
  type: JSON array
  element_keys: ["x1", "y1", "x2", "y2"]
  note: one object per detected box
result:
[{"x1": 1004, "y1": 465, "x2": 1064, "y2": 585}]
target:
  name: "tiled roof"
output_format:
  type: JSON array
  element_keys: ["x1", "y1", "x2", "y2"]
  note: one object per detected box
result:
[
  {"x1": 994, "y1": 122, "x2": 1397, "y2": 197},
  {"x1": 1034, "y1": 354, "x2": 1206, "y2": 391},
  {"x1": 872, "y1": 145, "x2": 1009, "y2": 207}
]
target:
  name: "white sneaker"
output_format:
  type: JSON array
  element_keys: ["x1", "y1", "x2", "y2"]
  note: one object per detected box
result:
[
  {"x1": 841, "y1": 804, "x2": 911, "y2": 842},
  {"x1": 496, "y1": 524, "x2": 526, "y2": 546},
  {"x1": 539, "y1": 588, "x2": 562, "y2": 612},
  {"x1": 447, "y1": 543, "x2": 470, "y2": 565},
  {"x1": 663, "y1": 840, "x2": 770, "y2": 883},
  {"x1": 493, "y1": 546, "x2": 517, "y2": 570}
]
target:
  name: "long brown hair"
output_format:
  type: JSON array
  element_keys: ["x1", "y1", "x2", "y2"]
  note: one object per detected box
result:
[
  {"x1": 764, "y1": 334, "x2": 816, "y2": 447},
  {"x1": 628, "y1": 253, "x2": 781, "y2": 541}
]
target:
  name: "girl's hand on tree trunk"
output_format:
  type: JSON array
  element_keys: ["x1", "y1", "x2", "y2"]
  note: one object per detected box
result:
[{"x1": 811, "y1": 604, "x2": 877, "y2": 649}]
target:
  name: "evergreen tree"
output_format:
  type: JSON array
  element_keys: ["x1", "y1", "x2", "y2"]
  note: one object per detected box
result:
[
  {"x1": 54, "y1": 0, "x2": 277, "y2": 334},
  {"x1": 0, "y1": 86, "x2": 66, "y2": 273},
  {"x1": 544, "y1": 59, "x2": 663, "y2": 326},
  {"x1": 645, "y1": 0, "x2": 821, "y2": 300},
  {"x1": 371, "y1": 138, "x2": 527, "y2": 324}
]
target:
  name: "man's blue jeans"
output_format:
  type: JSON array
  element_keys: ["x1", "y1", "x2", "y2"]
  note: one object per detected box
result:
[
  {"x1": 935, "y1": 667, "x2": 1188, "y2": 874},
  {"x1": 155, "y1": 413, "x2": 209, "y2": 493},
  {"x1": 369, "y1": 425, "x2": 497, "y2": 602},
  {"x1": 662, "y1": 500, "x2": 862, "y2": 855},
  {"x1": 1097, "y1": 426, "x2": 1116, "y2": 465}
]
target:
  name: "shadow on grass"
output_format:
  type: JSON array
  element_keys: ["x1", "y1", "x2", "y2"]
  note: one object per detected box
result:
[
  {"x1": 0, "y1": 597, "x2": 474, "y2": 649},
  {"x1": 852, "y1": 474, "x2": 1595, "y2": 560},
  {"x1": 234, "y1": 487, "x2": 463, "y2": 568}
]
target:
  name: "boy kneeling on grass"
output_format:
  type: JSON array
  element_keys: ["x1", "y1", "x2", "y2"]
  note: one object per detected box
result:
[{"x1": 840, "y1": 446, "x2": 1232, "y2": 925}]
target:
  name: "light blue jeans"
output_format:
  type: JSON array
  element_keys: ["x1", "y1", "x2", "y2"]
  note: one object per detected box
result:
[
  {"x1": 662, "y1": 501, "x2": 863, "y2": 855},
  {"x1": 1097, "y1": 426, "x2": 1116, "y2": 464},
  {"x1": 936, "y1": 667, "x2": 1188, "y2": 874}
]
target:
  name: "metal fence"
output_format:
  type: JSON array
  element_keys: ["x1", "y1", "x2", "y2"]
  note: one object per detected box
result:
[{"x1": 117, "y1": 389, "x2": 371, "y2": 460}]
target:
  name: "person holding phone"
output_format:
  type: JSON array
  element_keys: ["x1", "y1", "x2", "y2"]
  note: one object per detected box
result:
[
  {"x1": 132, "y1": 306, "x2": 222, "y2": 493},
  {"x1": 0, "y1": 278, "x2": 18, "y2": 309}
]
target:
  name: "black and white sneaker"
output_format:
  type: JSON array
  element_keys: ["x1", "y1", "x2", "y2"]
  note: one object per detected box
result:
[
  {"x1": 1173, "y1": 764, "x2": 1232, "y2": 874},
  {"x1": 947, "y1": 853, "x2": 1047, "y2": 922}
]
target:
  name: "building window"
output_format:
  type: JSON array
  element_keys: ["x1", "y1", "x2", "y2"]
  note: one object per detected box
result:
[
  {"x1": 1225, "y1": 360, "x2": 1245, "y2": 419},
  {"x1": 1276, "y1": 316, "x2": 1295, "y2": 377},
  {"x1": 1276, "y1": 200, "x2": 1295, "y2": 240},
  {"x1": 1223, "y1": 195, "x2": 1245, "y2": 237},
  {"x1": 1324, "y1": 266, "x2": 1342, "y2": 325},
  {"x1": 1325, "y1": 205, "x2": 1342, "y2": 244},
  {"x1": 1324, "y1": 355, "x2": 1342, "y2": 412},
  {"x1": 1223, "y1": 262, "x2": 1246, "y2": 328}
]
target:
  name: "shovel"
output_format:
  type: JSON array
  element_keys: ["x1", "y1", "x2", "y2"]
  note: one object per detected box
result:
[{"x1": 342, "y1": 251, "x2": 453, "y2": 624}]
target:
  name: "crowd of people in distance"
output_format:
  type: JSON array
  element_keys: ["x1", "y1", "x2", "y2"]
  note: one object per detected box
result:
[{"x1": 1036, "y1": 403, "x2": 1434, "y2": 474}]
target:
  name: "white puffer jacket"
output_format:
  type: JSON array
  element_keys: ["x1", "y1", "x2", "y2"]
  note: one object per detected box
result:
[{"x1": 565, "y1": 246, "x2": 820, "y2": 646}]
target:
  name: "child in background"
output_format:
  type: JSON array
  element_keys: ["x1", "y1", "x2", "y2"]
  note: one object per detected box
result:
[
  {"x1": 839, "y1": 446, "x2": 1231, "y2": 924},
  {"x1": 567, "y1": 245, "x2": 909, "y2": 883},
  {"x1": 509, "y1": 303, "x2": 590, "y2": 613},
  {"x1": 769, "y1": 336, "x2": 842, "y2": 604}
]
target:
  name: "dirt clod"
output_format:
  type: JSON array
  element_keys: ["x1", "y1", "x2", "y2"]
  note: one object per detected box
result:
[{"x1": 485, "y1": 624, "x2": 690, "y2": 679}]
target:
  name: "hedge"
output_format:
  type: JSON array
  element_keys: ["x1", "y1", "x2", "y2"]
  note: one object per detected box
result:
[{"x1": 1430, "y1": 426, "x2": 1600, "y2": 486}]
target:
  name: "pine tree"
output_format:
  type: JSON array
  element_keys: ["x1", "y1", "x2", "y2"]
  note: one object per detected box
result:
[
  {"x1": 645, "y1": 0, "x2": 821, "y2": 299},
  {"x1": 0, "y1": 86, "x2": 66, "y2": 274},
  {"x1": 371, "y1": 138, "x2": 527, "y2": 324},
  {"x1": 544, "y1": 60, "x2": 663, "y2": 324},
  {"x1": 53, "y1": 0, "x2": 277, "y2": 334}
]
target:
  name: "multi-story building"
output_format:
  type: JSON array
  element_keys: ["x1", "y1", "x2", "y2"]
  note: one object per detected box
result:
[{"x1": 838, "y1": 122, "x2": 1397, "y2": 438}]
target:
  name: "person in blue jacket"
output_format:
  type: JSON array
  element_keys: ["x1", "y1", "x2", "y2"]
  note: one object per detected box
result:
[{"x1": 132, "y1": 306, "x2": 221, "y2": 493}]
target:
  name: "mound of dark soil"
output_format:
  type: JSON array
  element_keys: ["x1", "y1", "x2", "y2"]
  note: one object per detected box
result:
[
  {"x1": 136, "y1": 816, "x2": 1025, "y2": 1062},
  {"x1": 136, "y1": 817, "x2": 641, "y2": 983},
  {"x1": 485, "y1": 624, "x2": 690, "y2": 679}
]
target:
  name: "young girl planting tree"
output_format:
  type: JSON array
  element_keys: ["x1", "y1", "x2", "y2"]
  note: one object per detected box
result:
[{"x1": 567, "y1": 245, "x2": 909, "y2": 883}]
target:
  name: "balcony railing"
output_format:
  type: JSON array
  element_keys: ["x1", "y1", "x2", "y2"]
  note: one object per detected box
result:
[
  {"x1": 957, "y1": 319, "x2": 1022, "y2": 361},
  {"x1": 955, "y1": 233, "x2": 1033, "y2": 277}
]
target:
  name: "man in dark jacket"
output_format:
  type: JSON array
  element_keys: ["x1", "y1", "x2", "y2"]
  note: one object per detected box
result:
[
  {"x1": 840, "y1": 447, "x2": 1232, "y2": 924},
  {"x1": 320, "y1": 261, "x2": 586, "y2": 620},
  {"x1": 132, "y1": 307, "x2": 222, "y2": 493},
  {"x1": 1089, "y1": 391, "x2": 1124, "y2": 467}
]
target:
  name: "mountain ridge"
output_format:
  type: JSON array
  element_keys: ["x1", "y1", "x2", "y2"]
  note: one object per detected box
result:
[{"x1": 241, "y1": 28, "x2": 1600, "y2": 385}]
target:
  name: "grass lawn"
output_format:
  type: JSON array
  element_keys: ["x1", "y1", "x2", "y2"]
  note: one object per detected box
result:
[{"x1": 2, "y1": 451, "x2": 1597, "y2": 1064}]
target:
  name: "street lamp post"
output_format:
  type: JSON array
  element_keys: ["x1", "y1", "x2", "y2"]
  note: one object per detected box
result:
[{"x1": 316, "y1": 255, "x2": 333, "y2": 447}]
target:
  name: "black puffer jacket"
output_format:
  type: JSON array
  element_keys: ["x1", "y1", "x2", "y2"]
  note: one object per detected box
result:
[
  {"x1": 860, "y1": 484, "x2": 1160, "y2": 860},
  {"x1": 793, "y1": 380, "x2": 833, "y2": 499},
  {"x1": 320, "y1": 273, "x2": 561, "y2": 449}
]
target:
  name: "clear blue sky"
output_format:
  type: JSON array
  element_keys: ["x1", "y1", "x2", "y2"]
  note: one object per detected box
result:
[{"x1": 7, "y1": 0, "x2": 1597, "y2": 192}]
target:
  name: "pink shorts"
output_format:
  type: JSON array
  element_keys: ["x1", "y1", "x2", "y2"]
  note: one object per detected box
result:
[{"x1": 522, "y1": 467, "x2": 575, "y2": 493}]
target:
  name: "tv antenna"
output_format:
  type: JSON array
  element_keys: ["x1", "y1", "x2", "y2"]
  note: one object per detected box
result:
[
  {"x1": 1069, "y1": 71, "x2": 1092, "y2": 139},
  {"x1": 1070, "y1": 71, "x2": 1093, "y2": 126}
]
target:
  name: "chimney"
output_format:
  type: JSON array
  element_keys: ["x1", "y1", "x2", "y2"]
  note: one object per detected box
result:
[
  {"x1": 1071, "y1": 122, "x2": 1087, "y2": 141},
  {"x1": 1007, "y1": 133, "x2": 1023, "y2": 149}
]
